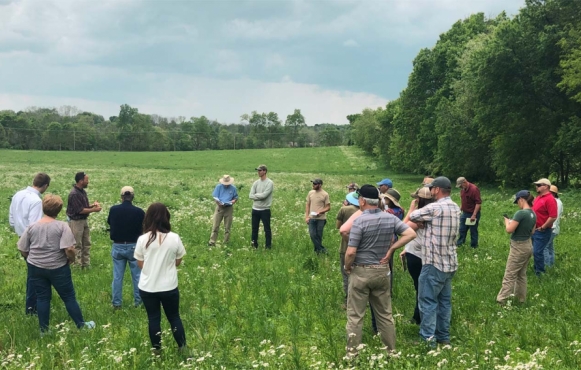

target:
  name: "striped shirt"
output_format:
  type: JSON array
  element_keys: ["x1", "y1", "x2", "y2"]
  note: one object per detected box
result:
[
  {"x1": 409, "y1": 196, "x2": 460, "y2": 273},
  {"x1": 348, "y1": 208, "x2": 409, "y2": 265}
]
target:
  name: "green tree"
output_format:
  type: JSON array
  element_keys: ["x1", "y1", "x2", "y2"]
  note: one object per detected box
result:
[{"x1": 285, "y1": 109, "x2": 306, "y2": 147}]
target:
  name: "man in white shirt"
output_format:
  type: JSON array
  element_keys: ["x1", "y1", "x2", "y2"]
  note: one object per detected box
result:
[{"x1": 9, "y1": 172, "x2": 51, "y2": 315}]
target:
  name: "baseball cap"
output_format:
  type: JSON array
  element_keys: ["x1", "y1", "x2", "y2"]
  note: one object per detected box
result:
[
  {"x1": 426, "y1": 176, "x2": 452, "y2": 190},
  {"x1": 514, "y1": 190, "x2": 530, "y2": 204},
  {"x1": 377, "y1": 178, "x2": 393, "y2": 187},
  {"x1": 121, "y1": 186, "x2": 134, "y2": 195},
  {"x1": 357, "y1": 184, "x2": 380, "y2": 200},
  {"x1": 456, "y1": 177, "x2": 466, "y2": 188},
  {"x1": 255, "y1": 164, "x2": 267, "y2": 171},
  {"x1": 533, "y1": 178, "x2": 551, "y2": 186},
  {"x1": 311, "y1": 178, "x2": 323, "y2": 185}
]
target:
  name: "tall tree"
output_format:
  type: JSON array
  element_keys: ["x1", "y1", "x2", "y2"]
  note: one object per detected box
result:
[{"x1": 285, "y1": 109, "x2": 306, "y2": 147}]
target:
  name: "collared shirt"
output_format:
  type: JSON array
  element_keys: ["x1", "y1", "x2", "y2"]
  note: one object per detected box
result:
[
  {"x1": 348, "y1": 208, "x2": 409, "y2": 265},
  {"x1": 107, "y1": 201, "x2": 145, "y2": 243},
  {"x1": 66, "y1": 186, "x2": 89, "y2": 220},
  {"x1": 460, "y1": 183, "x2": 482, "y2": 213},
  {"x1": 410, "y1": 196, "x2": 460, "y2": 273},
  {"x1": 532, "y1": 192, "x2": 557, "y2": 228},
  {"x1": 212, "y1": 184, "x2": 239, "y2": 206},
  {"x1": 9, "y1": 186, "x2": 43, "y2": 236}
]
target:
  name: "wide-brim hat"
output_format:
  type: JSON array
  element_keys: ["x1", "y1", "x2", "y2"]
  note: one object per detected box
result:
[
  {"x1": 346, "y1": 192, "x2": 359, "y2": 206},
  {"x1": 384, "y1": 188, "x2": 401, "y2": 208},
  {"x1": 549, "y1": 185, "x2": 560, "y2": 194},
  {"x1": 219, "y1": 175, "x2": 234, "y2": 185}
]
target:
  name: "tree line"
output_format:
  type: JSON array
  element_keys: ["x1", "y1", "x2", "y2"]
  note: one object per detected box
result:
[
  {"x1": 0, "y1": 106, "x2": 352, "y2": 152},
  {"x1": 348, "y1": 0, "x2": 581, "y2": 186}
]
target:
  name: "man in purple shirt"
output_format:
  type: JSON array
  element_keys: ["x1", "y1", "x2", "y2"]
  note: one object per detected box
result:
[{"x1": 456, "y1": 177, "x2": 482, "y2": 248}]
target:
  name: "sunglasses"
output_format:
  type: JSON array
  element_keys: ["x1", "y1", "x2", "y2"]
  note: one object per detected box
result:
[{"x1": 535, "y1": 184, "x2": 546, "y2": 187}]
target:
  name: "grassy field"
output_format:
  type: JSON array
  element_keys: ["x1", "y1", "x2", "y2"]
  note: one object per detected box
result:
[{"x1": 0, "y1": 147, "x2": 580, "y2": 369}]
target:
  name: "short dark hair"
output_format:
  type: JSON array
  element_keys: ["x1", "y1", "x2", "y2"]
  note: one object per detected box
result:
[
  {"x1": 33, "y1": 173, "x2": 51, "y2": 188},
  {"x1": 122, "y1": 193, "x2": 134, "y2": 202},
  {"x1": 75, "y1": 172, "x2": 86, "y2": 183}
]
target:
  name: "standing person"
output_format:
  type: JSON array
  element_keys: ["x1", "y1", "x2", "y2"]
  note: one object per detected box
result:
[
  {"x1": 335, "y1": 192, "x2": 359, "y2": 306},
  {"x1": 456, "y1": 177, "x2": 482, "y2": 248},
  {"x1": 135, "y1": 203, "x2": 187, "y2": 354},
  {"x1": 410, "y1": 176, "x2": 434, "y2": 199},
  {"x1": 9, "y1": 173, "x2": 51, "y2": 315},
  {"x1": 400, "y1": 187, "x2": 435, "y2": 325},
  {"x1": 497, "y1": 191, "x2": 536, "y2": 305},
  {"x1": 17, "y1": 194, "x2": 95, "y2": 334},
  {"x1": 208, "y1": 175, "x2": 238, "y2": 246},
  {"x1": 544, "y1": 185, "x2": 563, "y2": 268},
  {"x1": 107, "y1": 186, "x2": 145, "y2": 309},
  {"x1": 384, "y1": 189, "x2": 405, "y2": 219},
  {"x1": 66, "y1": 172, "x2": 101, "y2": 268},
  {"x1": 344, "y1": 185, "x2": 416, "y2": 357},
  {"x1": 408, "y1": 176, "x2": 460, "y2": 346},
  {"x1": 249, "y1": 165, "x2": 274, "y2": 249},
  {"x1": 377, "y1": 178, "x2": 393, "y2": 195},
  {"x1": 531, "y1": 178, "x2": 558, "y2": 275},
  {"x1": 305, "y1": 178, "x2": 331, "y2": 254}
]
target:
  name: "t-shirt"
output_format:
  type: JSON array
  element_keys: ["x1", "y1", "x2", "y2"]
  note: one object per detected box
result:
[
  {"x1": 134, "y1": 231, "x2": 186, "y2": 292},
  {"x1": 511, "y1": 209, "x2": 536, "y2": 241},
  {"x1": 336, "y1": 205, "x2": 359, "y2": 254},
  {"x1": 405, "y1": 228, "x2": 425, "y2": 258},
  {"x1": 17, "y1": 220, "x2": 76, "y2": 269},
  {"x1": 306, "y1": 190, "x2": 330, "y2": 220}
]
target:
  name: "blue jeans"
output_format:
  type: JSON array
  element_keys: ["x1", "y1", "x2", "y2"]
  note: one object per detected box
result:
[
  {"x1": 308, "y1": 219, "x2": 327, "y2": 253},
  {"x1": 532, "y1": 229, "x2": 552, "y2": 274},
  {"x1": 544, "y1": 233, "x2": 557, "y2": 267},
  {"x1": 28, "y1": 263, "x2": 85, "y2": 332},
  {"x1": 418, "y1": 264, "x2": 455, "y2": 343},
  {"x1": 457, "y1": 211, "x2": 480, "y2": 247},
  {"x1": 111, "y1": 243, "x2": 141, "y2": 307}
]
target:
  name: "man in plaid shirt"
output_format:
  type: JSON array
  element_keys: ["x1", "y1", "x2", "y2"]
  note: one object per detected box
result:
[{"x1": 409, "y1": 176, "x2": 460, "y2": 346}]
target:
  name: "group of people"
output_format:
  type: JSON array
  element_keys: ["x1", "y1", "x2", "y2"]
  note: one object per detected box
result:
[{"x1": 8, "y1": 166, "x2": 565, "y2": 358}]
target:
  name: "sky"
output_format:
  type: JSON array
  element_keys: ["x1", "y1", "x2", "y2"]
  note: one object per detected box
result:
[{"x1": 0, "y1": 0, "x2": 525, "y2": 125}]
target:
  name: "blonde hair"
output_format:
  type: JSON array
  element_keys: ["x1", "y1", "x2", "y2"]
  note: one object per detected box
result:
[{"x1": 43, "y1": 194, "x2": 63, "y2": 218}]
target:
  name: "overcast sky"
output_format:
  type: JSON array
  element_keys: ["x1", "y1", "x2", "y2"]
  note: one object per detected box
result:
[{"x1": 0, "y1": 0, "x2": 524, "y2": 124}]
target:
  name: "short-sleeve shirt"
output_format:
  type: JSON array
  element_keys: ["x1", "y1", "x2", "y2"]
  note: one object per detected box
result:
[
  {"x1": 17, "y1": 220, "x2": 76, "y2": 269},
  {"x1": 336, "y1": 205, "x2": 359, "y2": 254},
  {"x1": 405, "y1": 228, "x2": 425, "y2": 258},
  {"x1": 306, "y1": 190, "x2": 330, "y2": 220},
  {"x1": 134, "y1": 231, "x2": 186, "y2": 292},
  {"x1": 348, "y1": 208, "x2": 409, "y2": 265},
  {"x1": 532, "y1": 192, "x2": 558, "y2": 228},
  {"x1": 511, "y1": 209, "x2": 536, "y2": 241},
  {"x1": 460, "y1": 183, "x2": 482, "y2": 213}
]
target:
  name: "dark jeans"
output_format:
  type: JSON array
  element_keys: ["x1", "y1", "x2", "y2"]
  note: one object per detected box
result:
[
  {"x1": 406, "y1": 253, "x2": 423, "y2": 324},
  {"x1": 308, "y1": 219, "x2": 327, "y2": 253},
  {"x1": 140, "y1": 288, "x2": 186, "y2": 350},
  {"x1": 458, "y1": 211, "x2": 480, "y2": 247},
  {"x1": 24, "y1": 257, "x2": 37, "y2": 315},
  {"x1": 28, "y1": 263, "x2": 85, "y2": 332},
  {"x1": 251, "y1": 209, "x2": 272, "y2": 248},
  {"x1": 532, "y1": 229, "x2": 552, "y2": 275}
]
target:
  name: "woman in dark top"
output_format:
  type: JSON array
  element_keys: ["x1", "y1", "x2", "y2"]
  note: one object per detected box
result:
[{"x1": 497, "y1": 190, "x2": 537, "y2": 305}]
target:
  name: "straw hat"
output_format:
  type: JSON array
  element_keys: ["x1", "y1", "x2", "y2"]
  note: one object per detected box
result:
[{"x1": 219, "y1": 175, "x2": 234, "y2": 185}]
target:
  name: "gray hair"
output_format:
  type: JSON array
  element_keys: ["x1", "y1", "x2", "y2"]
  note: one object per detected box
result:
[{"x1": 363, "y1": 197, "x2": 379, "y2": 206}]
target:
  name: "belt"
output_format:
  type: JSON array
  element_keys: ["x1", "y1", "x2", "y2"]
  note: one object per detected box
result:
[
  {"x1": 353, "y1": 264, "x2": 389, "y2": 269},
  {"x1": 113, "y1": 241, "x2": 136, "y2": 244}
]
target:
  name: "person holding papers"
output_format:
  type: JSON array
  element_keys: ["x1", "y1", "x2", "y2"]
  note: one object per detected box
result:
[{"x1": 208, "y1": 175, "x2": 238, "y2": 246}]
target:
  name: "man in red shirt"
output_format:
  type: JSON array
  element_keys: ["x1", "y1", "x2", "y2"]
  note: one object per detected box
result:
[
  {"x1": 531, "y1": 178, "x2": 558, "y2": 275},
  {"x1": 456, "y1": 177, "x2": 482, "y2": 248}
]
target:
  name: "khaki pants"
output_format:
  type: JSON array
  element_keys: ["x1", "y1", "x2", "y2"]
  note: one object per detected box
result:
[
  {"x1": 497, "y1": 239, "x2": 532, "y2": 303},
  {"x1": 209, "y1": 205, "x2": 234, "y2": 244},
  {"x1": 69, "y1": 219, "x2": 91, "y2": 267},
  {"x1": 346, "y1": 266, "x2": 395, "y2": 353}
]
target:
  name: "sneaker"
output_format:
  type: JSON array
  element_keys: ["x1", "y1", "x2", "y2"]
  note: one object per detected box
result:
[{"x1": 84, "y1": 321, "x2": 95, "y2": 329}]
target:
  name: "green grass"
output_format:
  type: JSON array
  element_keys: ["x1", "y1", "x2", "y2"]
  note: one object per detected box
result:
[{"x1": 0, "y1": 147, "x2": 580, "y2": 369}]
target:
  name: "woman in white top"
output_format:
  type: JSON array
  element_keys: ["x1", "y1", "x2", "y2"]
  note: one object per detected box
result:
[
  {"x1": 401, "y1": 187, "x2": 434, "y2": 325},
  {"x1": 135, "y1": 203, "x2": 186, "y2": 354}
]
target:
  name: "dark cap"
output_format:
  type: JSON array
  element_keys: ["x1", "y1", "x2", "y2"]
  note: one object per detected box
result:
[
  {"x1": 311, "y1": 178, "x2": 323, "y2": 185},
  {"x1": 426, "y1": 176, "x2": 452, "y2": 190},
  {"x1": 514, "y1": 190, "x2": 530, "y2": 204},
  {"x1": 255, "y1": 164, "x2": 267, "y2": 171},
  {"x1": 357, "y1": 184, "x2": 380, "y2": 200}
]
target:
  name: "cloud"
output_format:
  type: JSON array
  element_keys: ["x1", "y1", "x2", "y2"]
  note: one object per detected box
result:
[{"x1": 343, "y1": 39, "x2": 358, "y2": 47}]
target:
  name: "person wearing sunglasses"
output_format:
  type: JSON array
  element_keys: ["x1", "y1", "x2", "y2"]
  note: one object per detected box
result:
[{"x1": 531, "y1": 178, "x2": 558, "y2": 275}]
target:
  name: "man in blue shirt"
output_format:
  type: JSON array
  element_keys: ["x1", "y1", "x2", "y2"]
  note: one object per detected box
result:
[{"x1": 209, "y1": 175, "x2": 239, "y2": 246}]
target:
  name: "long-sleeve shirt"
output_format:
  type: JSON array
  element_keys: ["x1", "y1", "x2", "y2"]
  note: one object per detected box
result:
[
  {"x1": 9, "y1": 186, "x2": 43, "y2": 236},
  {"x1": 66, "y1": 186, "x2": 90, "y2": 220},
  {"x1": 249, "y1": 178, "x2": 274, "y2": 210},
  {"x1": 552, "y1": 198, "x2": 563, "y2": 235},
  {"x1": 212, "y1": 184, "x2": 239, "y2": 205},
  {"x1": 107, "y1": 201, "x2": 145, "y2": 243},
  {"x1": 409, "y1": 196, "x2": 460, "y2": 273}
]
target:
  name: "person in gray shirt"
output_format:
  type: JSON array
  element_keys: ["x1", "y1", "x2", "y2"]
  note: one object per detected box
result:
[
  {"x1": 17, "y1": 194, "x2": 95, "y2": 334},
  {"x1": 344, "y1": 185, "x2": 416, "y2": 358},
  {"x1": 249, "y1": 164, "x2": 274, "y2": 249}
]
